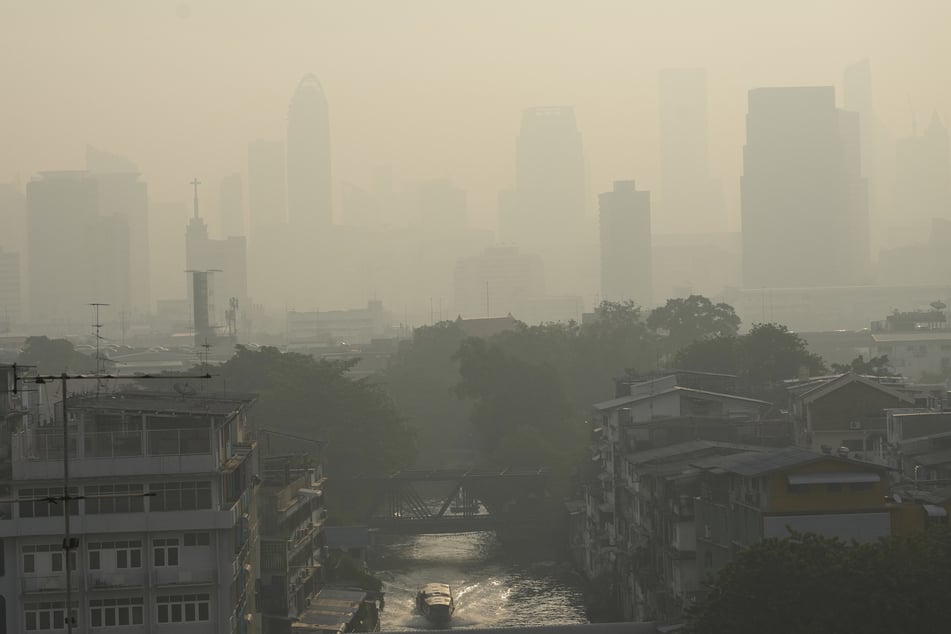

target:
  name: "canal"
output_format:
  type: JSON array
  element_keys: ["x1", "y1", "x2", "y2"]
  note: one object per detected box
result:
[{"x1": 373, "y1": 532, "x2": 589, "y2": 630}]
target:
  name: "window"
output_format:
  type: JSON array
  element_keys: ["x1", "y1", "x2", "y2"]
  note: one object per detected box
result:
[
  {"x1": 24, "y1": 601, "x2": 77, "y2": 631},
  {"x1": 826, "y1": 483, "x2": 842, "y2": 493},
  {"x1": 89, "y1": 598, "x2": 144, "y2": 628},
  {"x1": 787, "y1": 483, "x2": 810, "y2": 494},
  {"x1": 153, "y1": 538, "x2": 179, "y2": 567},
  {"x1": 150, "y1": 482, "x2": 212, "y2": 511},
  {"x1": 85, "y1": 484, "x2": 145, "y2": 514},
  {"x1": 156, "y1": 594, "x2": 210, "y2": 623},
  {"x1": 19, "y1": 488, "x2": 79, "y2": 518},
  {"x1": 22, "y1": 544, "x2": 75, "y2": 574},
  {"x1": 850, "y1": 482, "x2": 874, "y2": 491},
  {"x1": 183, "y1": 532, "x2": 210, "y2": 547},
  {"x1": 87, "y1": 541, "x2": 142, "y2": 570}
]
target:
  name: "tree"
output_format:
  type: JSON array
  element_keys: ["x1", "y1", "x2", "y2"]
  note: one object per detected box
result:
[
  {"x1": 18, "y1": 336, "x2": 97, "y2": 374},
  {"x1": 211, "y1": 346, "x2": 416, "y2": 477},
  {"x1": 830, "y1": 354, "x2": 895, "y2": 376},
  {"x1": 687, "y1": 528, "x2": 951, "y2": 634},
  {"x1": 453, "y1": 337, "x2": 585, "y2": 493},
  {"x1": 674, "y1": 323, "x2": 826, "y2": 390},
  {"x1": 647, "y1": 295, "x2": 741, "y2": 354},
  {"x1": 380, "y1": 321, "x2": 472, "y2": 465}
]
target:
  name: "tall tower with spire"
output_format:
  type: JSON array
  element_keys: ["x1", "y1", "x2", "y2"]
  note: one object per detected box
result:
[
  {"x1": 286, "y1": 74, "x2": 332, "y2": 234},
  {"x1": 185, "y1": 177, "x2": 209, "y2": 272}
]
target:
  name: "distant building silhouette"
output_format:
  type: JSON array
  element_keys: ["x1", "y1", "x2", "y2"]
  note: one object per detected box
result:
[
  {"x1": 453, "y1": 245, "x2": 545, "y2": 320},
  {"x1": 510, "y1": 107, "x2": 586, "y2": 245},
  {"x1": 599, "y1": 180, "x2": 652, "y2": 306},
  {"x1": 0, "y1": 246, "x2": 20, "y2": 329},
  {"x1": 248, "y1": 139, "x2": 287, "y2": 236},
  {"x1": 741, "y1": 87, "x2": 869, "y2": 288},
  {"x1": 219, "y1": 172, "x2": 245, "y2": 238},
  {"x1": 184, "y1": 180, "x2": 247, "y2": 334},
  {"x1": 895, "y1": 113, "x2": 951, "y2": 229},
  {"x1": 657, "y1": 68, "x2": 723, "y2": 234},
  {"x1": 89, "y1": 172, "x2": 150, "y2": 314},
  {"x1": 287, "y1": 74, "x2": 333, "y2": 233},
  {"x1": 26, "y1": 172, "x2": 132, "y2": 324}
]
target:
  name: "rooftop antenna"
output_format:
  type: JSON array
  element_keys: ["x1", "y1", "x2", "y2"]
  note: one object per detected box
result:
[
  {"x1": 89, "y1": 302, "x2": 110, "y2": 397},
  {"x1": 191, "y1": 177, "x2": 201, "y2": 219}
]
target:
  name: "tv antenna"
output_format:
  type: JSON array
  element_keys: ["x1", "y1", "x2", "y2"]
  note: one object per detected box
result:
[{"x1": 89, "y1": 303, "x2": 110, "y2": 396}]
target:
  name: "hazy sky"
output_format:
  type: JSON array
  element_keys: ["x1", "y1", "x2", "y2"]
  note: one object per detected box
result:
[{"x1": 3, "y1": 0, "x2": 950, "y2": 232}]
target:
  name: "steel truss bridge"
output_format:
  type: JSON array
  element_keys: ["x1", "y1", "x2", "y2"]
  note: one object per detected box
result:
[{"x1": 331, "y1": 467, "x2": 551, "y2": 536}]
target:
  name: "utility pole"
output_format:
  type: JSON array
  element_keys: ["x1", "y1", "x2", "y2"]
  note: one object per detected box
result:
[
  {"x1": 10, "y1": 367, "x2": 211, "y2": 633},
  {"x1": 89, "y1": 303, "x2": 110, "y2": 397}
]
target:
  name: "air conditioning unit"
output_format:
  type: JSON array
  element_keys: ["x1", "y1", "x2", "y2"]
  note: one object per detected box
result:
[{"x1": 849, "y1": 421, "x2": 863, "y2": 430}]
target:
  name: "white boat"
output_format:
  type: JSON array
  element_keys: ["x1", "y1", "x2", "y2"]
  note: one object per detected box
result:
[{"x1": 415, "y1": 583, "x2": 454, "y2": 625}]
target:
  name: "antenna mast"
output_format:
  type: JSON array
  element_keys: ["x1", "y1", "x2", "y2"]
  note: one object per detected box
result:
[{"x1": 89, "y1": 302, "x2": 110, "y2": 396}]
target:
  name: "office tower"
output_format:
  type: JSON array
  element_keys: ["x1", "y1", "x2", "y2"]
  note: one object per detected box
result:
[
  {"x1": 0, "y1": 247, "x2": 21, "y2": 329},
  {"x1": 658, "y1": 68, "x2": 721, "y2": 234},
  {"x1": 248, "y1": 140, "x2": 287, "y2": 236},
  {"x1": 219, "y1": 172, "x2": 245, "y2": 238},
  {"x1": 90, "y1": 172, "x2": 150, "y2": 314},
  {"x1": 26, "y1": 172, "x2": 100, "y2": 324},
  {"x1": 896, "y1": 113, "x2": 951, "y2": 229},
  {"x1": 286, "y1": 74, "x2": 333, "y2": 233},
  {"x1": 599, "y1": 181, "x2": 653, "y2": 306},
  {"x1": 741, "y1": 87, "x2": 869, "y2": 288},
  {"x1": 453, "y1": 245, "x2": 545, "y2": 319},
  {"x1": 512, "y1": 107, "x2": 586, "y2": 246},
  {"x1": 1, "y1": 388, "x2": 258, "y2": 633},
  {"x1": 0, "y1": 181, "x2": 26, "y2": 256},
  {"x1": 91, "y1": 213, "x2": 133, "y2": 312},
  {"x1": 185, "y1": 181, "x2": 248, "y2": 335},
  {"x1": 417, "y1": 178, "x2": 467, "y2": 235}
]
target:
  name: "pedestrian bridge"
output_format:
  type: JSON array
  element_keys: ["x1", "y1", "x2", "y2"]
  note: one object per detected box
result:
[{"x1": 330, "y1": 467, "x2": 551, "y2": 536}]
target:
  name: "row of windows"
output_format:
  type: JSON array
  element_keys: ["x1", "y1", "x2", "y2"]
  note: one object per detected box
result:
[
  {"x1": 18, "y1": 481, "x2": 212, "y2": 517},
  {"x1": 25, "y1": 595, "x2": 209, "y2": 630},
  {"x1": 786, "y1": 482, "x2": 875, "y2": 494},
  {"x1": 22, "y1": 534, "x2": 210, "y2": 574}
]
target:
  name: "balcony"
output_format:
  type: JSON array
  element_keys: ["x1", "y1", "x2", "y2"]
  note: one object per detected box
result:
[
  {"x1": 89, "y1": 570, "x2": 147, "y2": 590},
  {"x1": 152, "y1": 567, "x2": 217, "y2": 587},
  {"x1": 12, "y1": 428, "x2": 217, "y2": 479},
  {"x1": 21, "y1": 573, "x2": 79, "y2": 594}
]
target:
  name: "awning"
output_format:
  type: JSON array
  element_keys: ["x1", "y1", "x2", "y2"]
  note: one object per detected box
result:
[
  {"x1": 924, "y1": 504, "x2": 948, "y2": 518},
  {"x1": 787, "y1": 472, "x2": 881, "y2": 485}
]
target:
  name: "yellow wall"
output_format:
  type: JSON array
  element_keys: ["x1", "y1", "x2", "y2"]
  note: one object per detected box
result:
[{"x1": 766, "y1": 458, "x2": 888, "y2": 514}]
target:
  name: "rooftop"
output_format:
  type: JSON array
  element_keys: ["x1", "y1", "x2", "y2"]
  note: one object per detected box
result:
[
  {"x1": 66, "y1": 390, "x2": 257, "y2": 417},
  {"x1": 594, "y1": 386, "x2": 770, "y2": 412},
  {"x1": 692, "y1": 446, "x2": 888, "y2": 477}
]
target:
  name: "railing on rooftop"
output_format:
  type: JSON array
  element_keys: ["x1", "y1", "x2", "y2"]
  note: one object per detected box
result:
[{"x1": 14, "y1": 428, "x2": 212, "y2": 462}]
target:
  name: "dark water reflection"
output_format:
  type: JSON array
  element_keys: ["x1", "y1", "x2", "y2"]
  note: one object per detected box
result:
[{"x1": 374, "y1": 532, "x2": 588, "y2": 630}]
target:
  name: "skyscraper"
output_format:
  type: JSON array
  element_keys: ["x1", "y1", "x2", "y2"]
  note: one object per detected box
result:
[
  {"x1": 219, "y1": 172, "x2": 245, "y2": 238},
  {"x1": 286, "y1": 74, "x2": 332, "y2": 233},
  {"x1": 599, "y1": 181, "x2": 652, "y2": 306},
  {"x1": 658, "y1": 68, "x2": 721, "y2": 234},
  {"x1": 453, "y1": 246, "x2": 545, "y2": 320},
  {"x1": 895, "y1": 113, "x2": 951, "y2": 229},
  {"x1": 26, "y1": 172, "x2": 100, "y2": 323},
  {"x1": 741, "y1": 87, "x2": 868, "y2": 288},
  {"x1": 248, "y1": 139, "x2": 287, "y2": 237},
  {"x1": 513, "y1": 107, "x2": 586, "y2": 245}
]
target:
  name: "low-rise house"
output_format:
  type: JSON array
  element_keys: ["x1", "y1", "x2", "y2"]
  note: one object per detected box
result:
[
  {"x1": 694, "y1": 446, "x2": 892, "y2": 583},
  {"x1": 787, "y1": 372, "x2": 913, "y2": 455}
]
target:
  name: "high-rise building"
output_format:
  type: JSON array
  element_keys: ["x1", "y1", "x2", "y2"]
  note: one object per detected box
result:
[
  {"x1": 599, "y1": 181, "x2": 652, "y2": 306},
  {"x1": 513, "y1": 107, "x2": 586, "y2": 245},
  {"x1": 219, "y1": 172, "x2": 245, "y2": 238},
  {"x1": 657, "y1": 68, "x2": 722, "y2": 235},
  {"x1": 90, "y1": 172, "x2": 150, "y2": 314},
  {"x1": 741, "y1": 87, "x2": 869, "y2": 288},
  {"x1": 287, "y1": 74, "x2": 332, "y2": 233},
  {"x1": 26, "y1": 172, "x2": 101, "y2": 324},
  {"x1": 453, "y1": 245, "x2": 545, "y2": 319},
  {"x1": 895, "y1": 113, "x2": 951, "y2": 230},
  {"x1": 185, "y1": 181, "x2": 248, "y2": 339},
  {"x1": 0, "y1": 246, "x2": 21, "y2": 329},
  {"x1": 0, "y1": 389, "x2": 259, "y2": 633},
  {"x1": 248, "y1": 140, "x2": 287, "y2": 237}
]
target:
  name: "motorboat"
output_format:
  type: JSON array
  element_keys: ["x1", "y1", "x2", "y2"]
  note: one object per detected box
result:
[{"x1": 415, "y1": 583, "x2": 454, "y2": 625}]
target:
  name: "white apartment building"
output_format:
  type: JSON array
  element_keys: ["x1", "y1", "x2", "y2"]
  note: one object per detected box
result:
[{"x1": 0, "y1": 390, "x2": 259, "y2": 634}]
